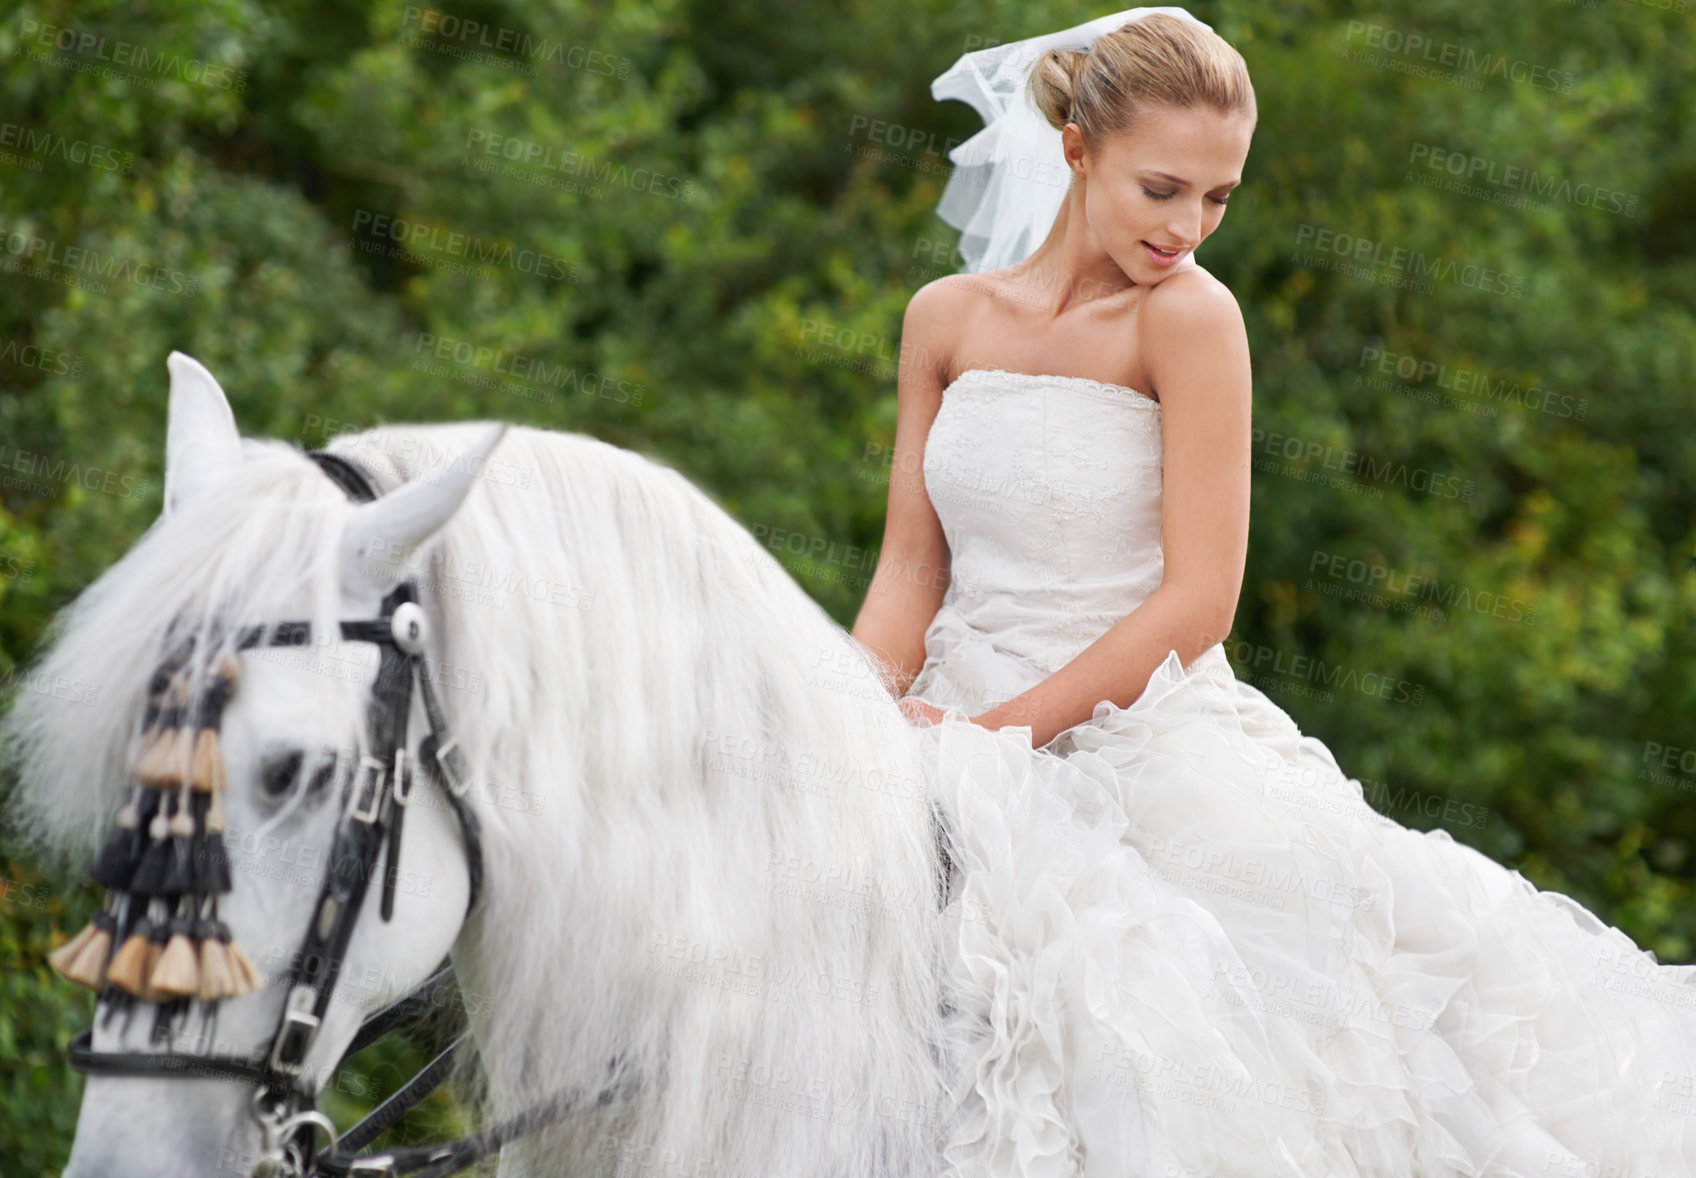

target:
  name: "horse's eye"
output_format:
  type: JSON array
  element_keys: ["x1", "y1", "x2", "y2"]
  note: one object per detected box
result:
[{"x1": 258, "y1": 749, "x2": 304, "y2": 799}]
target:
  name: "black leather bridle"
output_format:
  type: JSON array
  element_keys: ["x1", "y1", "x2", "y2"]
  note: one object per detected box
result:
[{"x1": 65, "y1": 449, "x2": 635, "y2": 1177}]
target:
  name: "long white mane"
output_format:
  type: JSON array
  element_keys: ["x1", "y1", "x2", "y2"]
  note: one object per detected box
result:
[{"x1": 3, "y1": 422, "x2": 954, "y2": 1177}]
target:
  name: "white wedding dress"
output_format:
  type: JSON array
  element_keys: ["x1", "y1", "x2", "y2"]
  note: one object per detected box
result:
[{"x1": 903, "y1": 366, "x2": 1696, "y2": 1178}]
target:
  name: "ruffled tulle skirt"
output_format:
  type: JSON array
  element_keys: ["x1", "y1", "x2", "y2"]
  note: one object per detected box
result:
[{"x1": 906, "y1": 631, "x2": 1696, "y2": 1178}]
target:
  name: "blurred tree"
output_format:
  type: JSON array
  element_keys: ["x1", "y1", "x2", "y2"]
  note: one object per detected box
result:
[{"x1": 1, "y1": 0, "x2": 1693, "y2": 1172}]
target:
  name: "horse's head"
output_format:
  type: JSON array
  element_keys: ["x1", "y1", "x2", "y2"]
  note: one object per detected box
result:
[{"x1": 27, "y1": 354, "x2": 507, "y2": 1177}]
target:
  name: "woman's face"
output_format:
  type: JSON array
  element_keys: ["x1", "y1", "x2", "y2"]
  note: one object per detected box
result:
[{"x1": 1062, "y1": 103, "x2": 1255, "y2": 284}]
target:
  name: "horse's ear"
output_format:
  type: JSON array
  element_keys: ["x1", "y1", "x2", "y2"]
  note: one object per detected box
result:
[
  {"x1": 337, "y1": 423, "x2": 510, "y2": 597},
  {"x1": 163, "y1": 351, "x2": 243, "y2": 517}
]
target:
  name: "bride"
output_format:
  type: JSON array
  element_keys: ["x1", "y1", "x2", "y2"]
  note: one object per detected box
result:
[{"x1": 852, "y1": 8, "x2": 1696, "y2": 1177}]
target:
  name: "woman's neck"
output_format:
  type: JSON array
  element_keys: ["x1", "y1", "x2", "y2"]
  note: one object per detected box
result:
[{"x1": 1012, "y1": 195, "x2": 1139, "y2": 319}]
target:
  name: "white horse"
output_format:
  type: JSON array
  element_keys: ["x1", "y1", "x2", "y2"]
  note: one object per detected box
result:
[{"x1": 2, "y1": 353, "x2": 959, "y2": 1177}]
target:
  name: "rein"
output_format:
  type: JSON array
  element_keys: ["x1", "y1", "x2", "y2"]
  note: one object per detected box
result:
[{"x1": 60, "y1": 449, "x2": 637, "y2": 1177}]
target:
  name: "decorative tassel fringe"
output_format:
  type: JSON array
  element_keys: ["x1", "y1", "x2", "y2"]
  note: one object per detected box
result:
[
  {"x1": 91, "y1": 789, "x2": 158, "y2": 891},
  {"x1": 67, "y1": 646, "x2": 260, "y2": 1008},
  {"x1": 105, "y1": 924, "x2": 154, "y2": 998},
  {"x1": 131, "y1": 724, "x2": 196, "y2": 788},
  {"x1": 129, "y1": 812, "x2": 173, "y2": 897},
  {"x1": 148, "y1": 917, "x2": 201, "y2": 999},
  {"x1": 190, "y1": 826, "x2": 232, "y2": 896},
  {"x1": 46, "y1": 922, "x2": 101, "y2": 979},
  {"x1": 190, "y1": 921, "x2": 263, "y2": 1000},
  {"x1": 48, "y1": 908, "x2": 117, "y2": 991},
  {"x1": 159, "y1": 796, "x2": 197, "y2": 898},
  {"x1": 189, "y1": 727, "x2": 223, "y2": 793},
  {"x1": 140, "y1": 919, "x2": 170, "y2": 1001},
  {"x1": 227, "y1": 940, "x2": 264, "y2": 995},
  {"x1": 197, "y1": 935, "x2": 237, "y2": 1002}
]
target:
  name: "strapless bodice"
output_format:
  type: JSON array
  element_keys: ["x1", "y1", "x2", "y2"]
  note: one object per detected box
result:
[{"x1": 907, "y1": 367, "x2": 1229, "y2": 716}]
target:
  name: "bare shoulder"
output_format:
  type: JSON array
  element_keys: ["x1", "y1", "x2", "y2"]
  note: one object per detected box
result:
[
  {"x1": 902, "y1": 273, "x2": 986, "y2": 384},
  {"x1": 1140, "y1": 263, "x2": 1244, "y2": 339},
  {"x1": 1138, "y1": 264, "x2": 1249, "y2": 406},
  {"x1": 905, "y1": 271, "x2": 986, "y2": 333}
]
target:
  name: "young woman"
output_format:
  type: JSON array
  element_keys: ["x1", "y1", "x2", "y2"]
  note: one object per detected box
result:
[{"x1": 853, "y1": 8, "x2": 1696, "y2": 1177}]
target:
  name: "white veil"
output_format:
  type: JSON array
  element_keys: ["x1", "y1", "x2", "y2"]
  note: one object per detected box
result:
[{"x1": 929, "y1": 6, "x2": 1214, "y2": 274}]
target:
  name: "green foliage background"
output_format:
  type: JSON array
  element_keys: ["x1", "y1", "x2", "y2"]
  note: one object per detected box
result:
[{"x1": 0, "y1": 0, "x2": 1692, "y2": 1171}]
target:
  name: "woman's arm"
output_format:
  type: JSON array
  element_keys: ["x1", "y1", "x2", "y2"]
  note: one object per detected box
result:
[
  {"x1": 970, "y1": 271, "x2": 1252, "y2": 746},
  {"x1": 850, "y1": 279, "x2": 961, "y2": 698}
]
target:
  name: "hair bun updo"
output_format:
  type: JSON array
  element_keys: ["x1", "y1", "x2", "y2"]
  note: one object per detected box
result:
[
  {"x1": 1027, "y1": 12, "x2": 1255, "y2": 146},
  {"x1": 1029, "y1": 47, "x2": 1090, "y2": 129}
]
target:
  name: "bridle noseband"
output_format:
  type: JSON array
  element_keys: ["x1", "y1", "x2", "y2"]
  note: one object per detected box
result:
[{"x1": 61, "y1": 450, "x2": 630, "y2": 1178}]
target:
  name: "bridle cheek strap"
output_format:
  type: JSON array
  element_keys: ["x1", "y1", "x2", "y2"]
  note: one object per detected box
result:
[
  {"x1": 64, "y1": 449, "x2": 499, "y2": 1177},
  {"x1": 253, "y1": 582, "x2": 481, "y2": 1092},
  {"x1": 64, "y1": 448, "x2": 634, "y2": 1177}
]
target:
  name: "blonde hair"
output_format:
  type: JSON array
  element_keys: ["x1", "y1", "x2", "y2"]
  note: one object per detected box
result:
[{"x1": 1029, "y1": 13, "x2": 1255, "y2": 146}]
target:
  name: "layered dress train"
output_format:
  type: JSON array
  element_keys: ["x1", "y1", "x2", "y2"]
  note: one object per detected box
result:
[{"x1": 902, "y1": 366, "x2": 1696, "y2": 1177}]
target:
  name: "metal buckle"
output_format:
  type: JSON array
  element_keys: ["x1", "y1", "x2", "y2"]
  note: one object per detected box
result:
[
  {"x1": 432, "y1": 736, "x2": 468, "y2": 797},
  {"x1": 267, "y1": 989, "x2": 321, "y2": 1076},
  {"x1": 346, "y1": 1156, "x2": 397, "y2": 1176},
  {"x1": 349, "y1": 754, "x2": 387, "y2": 823}
]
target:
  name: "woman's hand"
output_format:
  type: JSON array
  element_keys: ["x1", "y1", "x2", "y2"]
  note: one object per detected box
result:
[
  {"x1": 899, "y1": 698, "x2": 1006, "y2": 731},
  {"x1": 898, "y1": 697, "x2": 947, "y2": 727}
]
